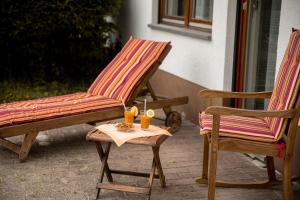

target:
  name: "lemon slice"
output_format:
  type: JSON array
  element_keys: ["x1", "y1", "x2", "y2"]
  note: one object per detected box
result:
[
  {"x1": 130, "y1": 106, "x2": 139, "y2": 117},
  {"x1": 146, "y1": 109, "x2": 155, "y2": 118}
]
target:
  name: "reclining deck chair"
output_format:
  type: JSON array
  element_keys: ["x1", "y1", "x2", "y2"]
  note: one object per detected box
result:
[
  {"x1": 0, "y1": 37, "x2": 188, "y2": 162},
  {"x1": 197, "y1": 29, "x2": 300, "y2": 200}
]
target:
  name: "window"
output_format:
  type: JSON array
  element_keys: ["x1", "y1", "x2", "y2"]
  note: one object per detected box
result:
[{"x1": 159, "y1": 0, "x2": 213, "y2": 31}]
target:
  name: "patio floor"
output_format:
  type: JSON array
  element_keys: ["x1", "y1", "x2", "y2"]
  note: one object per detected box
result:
[{"x1": 0, "y1": 119, "x2": 299, "y2": 200}]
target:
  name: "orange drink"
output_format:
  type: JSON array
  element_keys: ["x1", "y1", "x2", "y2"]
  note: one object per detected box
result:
[
  {"x1": 124, "y1": 107, "x2": 134, "y2": 125},
  {"x1": 140, "y1": 114, "x2": 150, "y2": 129}
]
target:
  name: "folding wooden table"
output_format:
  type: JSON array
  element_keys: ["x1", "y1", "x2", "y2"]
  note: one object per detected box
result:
[{"x1": 86, "y1": 127, "x2": 170, "y2": 200}]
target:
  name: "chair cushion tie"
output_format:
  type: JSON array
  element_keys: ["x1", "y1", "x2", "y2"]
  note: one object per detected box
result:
[{"x1": 276, "y1": 143, "x2": 286, "y2": 158}]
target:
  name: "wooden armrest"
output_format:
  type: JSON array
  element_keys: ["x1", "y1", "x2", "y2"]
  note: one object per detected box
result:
[
  {"x1": 199, "y1": 89, "x2": 272, "y2": 99},
  {"x1": 205, "y1": 106, "x2": 296, "y2": 118}
]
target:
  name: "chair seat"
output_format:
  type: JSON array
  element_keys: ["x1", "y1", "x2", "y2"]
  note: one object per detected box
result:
[
  {"x1": 199, "y1": 112, "x2": 276, "y2": 142},
  {"x1": 0, "y1": 92, "x2": 121, "y2": 128}
]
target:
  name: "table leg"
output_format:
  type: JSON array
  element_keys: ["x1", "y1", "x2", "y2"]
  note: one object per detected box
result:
[
  {"x1": 96, "y1": 142, "x2": 111, "y2": 199},
  {"x1": 152, "y1": 146, "x2": 166, "y2": 188},
  {"x1": 95, "y1": 142, "x2": 113, "y2": 182},
  {"x1": 147, "y1": 158, "x2": 156, "y2": 200}
]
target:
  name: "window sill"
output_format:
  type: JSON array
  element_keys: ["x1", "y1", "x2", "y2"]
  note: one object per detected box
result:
[{"x1": 148, "y1": 23, "x2": 212, "y2": 41}]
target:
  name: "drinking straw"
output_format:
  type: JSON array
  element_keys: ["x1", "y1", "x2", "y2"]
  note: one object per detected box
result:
[
  {"x1": 144, "y1": 99, "x2": 147, "y2": 114},
  {"x1": 121, "y1": 97, "x2": 126, "y2": 110}
]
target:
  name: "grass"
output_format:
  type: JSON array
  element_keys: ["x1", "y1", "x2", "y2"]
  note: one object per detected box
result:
[{"x1": 0, "y1": 81, "x2": 89, "y2": 103}]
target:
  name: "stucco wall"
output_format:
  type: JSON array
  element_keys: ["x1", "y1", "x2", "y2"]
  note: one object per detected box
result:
[
  {"x1": 276, "y1": 0, "x2": 300, "y2": 73},
  {"x1": 118, "y1": 0, "x2": 236, "y2": 90}
]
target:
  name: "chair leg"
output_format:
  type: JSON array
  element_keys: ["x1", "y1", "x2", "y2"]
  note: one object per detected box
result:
[
  {"x1": 283, "y1": 154, "x2": 293, "y2": 200},
  {"x1": 152, "y1": 146, "x2": 166, "y2": 188},
  {"x1": 195, "y1": 134, "x2": 209, "y2": 184},
  {"x1": 208, "y1": 114, "x2": 220, "y2": 200},
  {"x1": 202, "y1": 135, "x2": 209, "y2": 180},
  {"x1": 208, "y1": 145, "x2": 218, "y2": 200},
  {"x1": 19, "y1": 132, "x2": 39, "y2": 162},
  {"x1": 266, "y1": 156, "x2": 277, "y2": 182},
  {"x1": 96, "y1": 142, "x2": 111, "y2": 200}
]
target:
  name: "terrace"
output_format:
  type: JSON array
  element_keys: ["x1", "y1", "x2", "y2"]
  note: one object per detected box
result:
[
  {"x1": 1, "y1": 0, "x2": 300, "y2": 199},
  {"x1": 1, "y1": 119, "x2": 299, "y2": 199}
]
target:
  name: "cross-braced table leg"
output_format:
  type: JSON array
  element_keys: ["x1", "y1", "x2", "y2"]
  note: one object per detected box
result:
[
  {"x1": 95, "y1": 142, "x2": 113, "y2": 182},
  {"x1": 95, "y1": 142, "x2": 112, "y2": 199},
  {"x1": 152, "y1": 146, "x2": 166, "y2": 188},
  {"x1": 93, "y1": 141, "x2": 166, "y2": 200},
  {"x1": 147, "y1": 158, "x2": 156, "y2": 200}
]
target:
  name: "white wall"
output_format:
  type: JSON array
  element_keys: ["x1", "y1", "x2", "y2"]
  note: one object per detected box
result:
[
  {"x1": 276, "y1": 0, "x2": 300, "y2": 73},
  {"x1": 118, "y1": 0, "x2": 236, "y2": 90}
]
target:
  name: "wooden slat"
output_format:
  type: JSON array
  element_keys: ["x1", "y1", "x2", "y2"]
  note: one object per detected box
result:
[
  {"x1": 0, "y1": 138, "x2": 20, "y2": 154},
  {"x1": 196, "y1": 177, "x2": 300, "y2": 188},
  {"x1": 110, "y1": 169, "x2": 160, "y2": 179},
  {"x1": 218, "y1": 138, "x2": 279, "y2": 156},
  {"x1": 199, "y1": 89, "x2": 273, "y2": 99},
  {"x1": 97, "y1": 183, "x2": 150, "y2": 194},
  {"x1": 0, "y1": 96, "x2": 188, "y2": 138},
  {"x1": 205, "y1": 106, "x2": 296, "y2": 118},
  {"x1": 196, "y1": 177, "x2": 280, "y2": 189}
]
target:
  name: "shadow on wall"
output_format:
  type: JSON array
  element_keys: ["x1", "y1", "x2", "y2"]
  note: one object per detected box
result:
[{"x1": 150, "y1": 69, "x2": 222, "y2": 124}]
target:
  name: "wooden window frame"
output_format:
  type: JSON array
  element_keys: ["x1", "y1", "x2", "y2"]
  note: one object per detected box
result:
[{"x1": 159, "y1": 0, "x2": 213, "y2": 30}]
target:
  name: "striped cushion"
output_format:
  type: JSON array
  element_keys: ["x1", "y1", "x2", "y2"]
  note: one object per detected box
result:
[
  {"x1": 88, "y1": 37, "x2": 170, "y2": 102},
  {"x1": 200, "y1": 112, "x2": 275, "y2": 142},
  {"x1": 265, "y1": 30, "x2": 300, "y2": 140},
  {"x1": 200, "y1": 30, "x2": 300, "y2": 142},
  {"x1": 0, "y1": 92, "x2": 121, "y2": 128}
]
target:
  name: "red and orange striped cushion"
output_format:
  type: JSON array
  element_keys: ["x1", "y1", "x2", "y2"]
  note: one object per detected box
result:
[
  {"x1": 0, "y1": 92, "x2": 121, "y2": 128},
  {"x1": 200, "y1": 112, "x2": 275, "y2": 142},
  {"x1": 200, "y1": 30, "x2": 300, "y2": 142},
  {"x1": 265, "y1": 30, "x2": 300, "y2": 140},
  {"x1": 88, "y1": 37, "x2": 170, "y2": 102}
]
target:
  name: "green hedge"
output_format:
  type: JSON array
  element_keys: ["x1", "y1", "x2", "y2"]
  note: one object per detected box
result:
[{"x1": 0, "y1": 0, "x2": 123, "y2": 83}]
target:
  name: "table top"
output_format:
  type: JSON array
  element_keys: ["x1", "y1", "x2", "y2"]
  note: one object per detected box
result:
[{"x1": 86, "y1": 127, "x2": 170, "y2": 147}]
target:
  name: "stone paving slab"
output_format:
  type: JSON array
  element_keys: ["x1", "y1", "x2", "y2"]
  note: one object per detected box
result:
[{"x1": 0, "y1": 120, "x2": 299, "y2": 200}]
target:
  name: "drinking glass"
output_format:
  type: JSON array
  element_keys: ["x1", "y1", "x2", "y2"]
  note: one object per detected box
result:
[
  {"x1": 124, "y1": 107, "x2": 134, "y2": 125},
  {"x1": 140, "y1": 110, "x2": 150, "y2": 129}
]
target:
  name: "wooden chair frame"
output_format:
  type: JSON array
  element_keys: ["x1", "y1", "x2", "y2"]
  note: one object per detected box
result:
[
  {"x1": 0, "y1": 45, "x2": 188, "y2": 162},
  {"x1": 196, "y1": 89, "x2": 300, "y2": 200}
]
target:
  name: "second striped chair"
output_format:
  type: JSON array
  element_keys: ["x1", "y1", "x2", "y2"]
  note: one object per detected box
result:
[{"x1": 197, "y1": 29, "x2": 300, "y2": 200}]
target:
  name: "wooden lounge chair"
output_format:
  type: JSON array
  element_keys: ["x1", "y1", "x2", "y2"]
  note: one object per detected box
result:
[
  {"x1": 197, "y1": 29, "x2": 300, "y2": 200},
  {"x1": 0, "y1": 37, "x2": 188, "y2": 162}
]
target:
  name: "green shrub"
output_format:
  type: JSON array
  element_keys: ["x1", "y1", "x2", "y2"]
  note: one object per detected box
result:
[
  {"x1": 0, "y1": 0, "x2": 123, "y2": 83},
  {"x1": 0, "y1": 80, "x2": 88, "y2": 103}
]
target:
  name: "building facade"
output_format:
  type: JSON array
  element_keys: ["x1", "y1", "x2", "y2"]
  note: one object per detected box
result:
[{"x1": 118, "y1": 0, "x2": 300, "y2": 176}]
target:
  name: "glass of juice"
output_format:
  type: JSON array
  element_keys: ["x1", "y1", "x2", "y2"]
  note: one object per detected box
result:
[
  {"x1": 124, "y1": 107, "x2": 134, "y2": 125},
  {"x1": 140, "y1": 110, "x2": 150, "y2": 129}
]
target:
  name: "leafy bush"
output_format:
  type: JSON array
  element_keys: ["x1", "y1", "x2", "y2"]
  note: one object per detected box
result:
[
  {"x1": 0, "y1": 80, "x2": 88, "y2": 103},
  {"x1": 0, "y1": 0, "x2": 123, "y2": 83}
]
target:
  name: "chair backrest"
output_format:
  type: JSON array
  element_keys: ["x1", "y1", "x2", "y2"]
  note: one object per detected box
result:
[
  {"x1": 88, "y1": 37, "x2": 171, "y2": 102},
  {"x1": 266, "y1": 29, "x2": 300, "y2": 141}
]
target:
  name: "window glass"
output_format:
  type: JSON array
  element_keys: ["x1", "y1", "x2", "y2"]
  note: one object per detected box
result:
[
  {"x1": 165, "y1": 0, "x2": 185, "y2": 17},
  {"x1": 191, "y1": 0, "x2": 213, "y2": 21},
  {"x1": 159, "y1": 0, "x2": 213, "y2": 30}
]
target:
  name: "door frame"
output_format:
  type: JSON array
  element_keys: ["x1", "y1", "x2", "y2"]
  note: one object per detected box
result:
[{"x1": 233, "y1": 0, "x2": 249, "y2": 108}]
